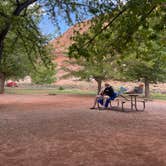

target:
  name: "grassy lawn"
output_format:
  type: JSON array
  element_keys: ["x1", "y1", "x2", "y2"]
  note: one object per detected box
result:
[
  {"x1": 5, "y1": 88, "x2": 96, "y2": 95},
  {"x1": 5, "y1": 88, "x2": 166, "y2": 100},
  {"x1": 151, "y1": 93, "x2": 166, "y2": 100}
]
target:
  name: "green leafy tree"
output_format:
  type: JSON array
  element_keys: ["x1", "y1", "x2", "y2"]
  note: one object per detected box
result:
[
  {"x1": 0, "y1": 8, "x2": 54, "y2": 93},
  {"x1": 77, "y1": 0, "x2": 165, "y2": 56},
  {"x1": 118, "y1": 5, "x2": 166, "y2": 97},
  {"x1": 67, "y1": 1, "x2": 165, "y2": 94},
  {"x1": 0, "y1": 0, "x2": 165, "y2": 60},
  {"x1": 66, "y1": 26, "x2": 120, "y2": 94},
  {"x1": 63, "y1": 56, "x2": 117, "y2": 94},
  {"x1": 67, "y1": 1, "x2": 166, "y2": 97},
  {"x1": 31, "y1": 64, "x2": 56, "y2": 84},
  {"x1": 0, "y1": 31, "x2": 55, "y2": 93}
]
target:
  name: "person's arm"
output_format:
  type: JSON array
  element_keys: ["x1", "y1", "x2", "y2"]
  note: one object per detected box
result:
[
  {"x1": 125, "y1": 87, "x2": 135, "y2": 94},
  {"x1": 99, "y1": 90, "x2": 104, "y2": 95},
  {"x1": 99, "y1": 88, "x2": 104, "y2": 95}
]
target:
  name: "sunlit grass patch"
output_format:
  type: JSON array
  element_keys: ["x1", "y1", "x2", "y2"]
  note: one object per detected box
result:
[
  {"x1": 5, "y1": 88, "x2": 96, "y2": 95},
  {"x1": 5, "y1": 88, "x2": 166, "y2": 100},
  {"x1": 151, "y1": 93, "x2": 166, "y2": 100}
]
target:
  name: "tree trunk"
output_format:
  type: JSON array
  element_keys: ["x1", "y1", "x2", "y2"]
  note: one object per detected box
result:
[
  {"x1": 0, "y1": 25, "x2": 10, "y2": 60},
  {"x1": 0, "y1": 40, "x2": 3, "y2": 60},
  {"x1": 144, "y1": 78, "x2": 150, "y2": 98},
  {"x1": 0, "y1": 72, "x2": 5, "y2": 94},
  {"x1": 0, "y1": 0, "x2": 37, "y2": 60},
  {"x1": 96, "y1": 79, "x2": 102, "y2": 95}
]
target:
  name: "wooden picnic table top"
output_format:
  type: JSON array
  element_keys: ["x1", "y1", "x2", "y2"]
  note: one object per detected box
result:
[{"x1": 127, "y1": 93, "x2": 140, "y2": 96}]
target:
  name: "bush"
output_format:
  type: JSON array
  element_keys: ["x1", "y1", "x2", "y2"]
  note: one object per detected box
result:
[
  {"x1": 58, "y1": 86, "x2": 64, "y2": 90},
  {"x1": 31, "y1": 66, "x2": 56, "y2": 85}
]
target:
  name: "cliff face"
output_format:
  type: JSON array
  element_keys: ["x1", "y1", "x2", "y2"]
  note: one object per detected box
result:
[
  {"x1": 51, "y1": 20, "x2": 90, "y2": 55},
  {"x1": 50, "y1": 20, "x2": 90, "y2": 78}
]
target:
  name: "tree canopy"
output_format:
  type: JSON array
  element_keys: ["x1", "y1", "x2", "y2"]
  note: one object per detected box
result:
[
  {"x1": 0, "y1": 0, "x2": 165, "y2": 95},
  {"x1": 1, "y1": 0, "x2": 165, "y2": 59},
  {"x1": 118, "y1": 5, "x2": 166, "y2": 97},
  {"x1": 68, "y1": 0, "x2": 166, "y2": 96},
  {"x1": 0, "y1": 2, "x2": 55, "y2": 93}
]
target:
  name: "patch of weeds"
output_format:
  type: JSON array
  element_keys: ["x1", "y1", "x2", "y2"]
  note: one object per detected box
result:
[{"x1": 59, "y1": 86, "x2": 64, "y2": 90}]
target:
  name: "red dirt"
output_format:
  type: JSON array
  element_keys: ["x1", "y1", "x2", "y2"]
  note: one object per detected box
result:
[{"x1": 0, "y1": 94, "x2": 166, "y2": 166}]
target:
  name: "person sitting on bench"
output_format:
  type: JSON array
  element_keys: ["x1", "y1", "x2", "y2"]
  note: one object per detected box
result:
[
  {"x1": 90, "y1": 82, "x2": 117, "y2": 109},
  {"x1": 126, "y1": 83, "x2": 144, "y2": 94}
]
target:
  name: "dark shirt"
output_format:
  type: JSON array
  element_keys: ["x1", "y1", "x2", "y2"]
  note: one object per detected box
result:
[
  {"x1": 103, "y1": 86, "x2": 115, "y2": 97},
  {"x1": 134, "y1": 86, "x2": 143, "y2": 94}
]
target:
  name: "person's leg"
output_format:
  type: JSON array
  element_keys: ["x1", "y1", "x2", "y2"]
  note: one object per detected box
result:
[
  {"x1": 90, "y1": 95, "x2": 102, "y2": 109},
  {"x1": 103, "y1": 95, "x2": 110, "y2": 108},
  {"x1": 105, "y1": 98, "x2": 111, "y2": 108}
]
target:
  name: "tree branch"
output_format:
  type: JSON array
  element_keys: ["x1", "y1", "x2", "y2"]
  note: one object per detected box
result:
[
  {"x1": 83, "y1": 7, "x2": 127, "y2": 47},
  {"x1": 13, "y1": 0, "x2": 37, "y2": 16},
  {"x1": 81, "y1": 3, "x2": 158, "y2": 50},
  {"x1": 139, "y1": 5, "x2": 157, "y2": 25},
  {"x1": 16, "y1": 0, "x2": 20, "y2": 5},
  {"x1": 122, "y1": 4, "x2": 157, "y2": 48},
  {"x1": 0, "y1": 0, "x2": 38, "y2": 60}
]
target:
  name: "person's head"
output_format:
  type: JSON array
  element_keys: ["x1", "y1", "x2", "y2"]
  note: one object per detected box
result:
[
  {"x1": 104, "y1": 82, "x2": 110, "y2": 87},
  {"x1": 139, "y1": 83, "x2": 144, "y2": 87}
]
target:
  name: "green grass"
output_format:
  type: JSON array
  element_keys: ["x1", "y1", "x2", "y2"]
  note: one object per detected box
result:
[
  {"x1": 4, "y1": 88, "x2": 166, "y2": 100},
  {"x1": 5, "y1": 88, "x2": 96, "y2": 95},
  {"x1": 151, "y1": 93, "x2": 166, "y2": 100}
]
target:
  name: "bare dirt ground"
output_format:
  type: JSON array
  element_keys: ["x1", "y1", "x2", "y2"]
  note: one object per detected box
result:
[{"x1": 0, "y1": 94, "x2": 166, "y2": 166}]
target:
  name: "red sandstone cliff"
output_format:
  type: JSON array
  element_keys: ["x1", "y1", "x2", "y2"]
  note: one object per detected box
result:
[{"x1": 50, "y1": 20, "x2": 90, "y2": 78}]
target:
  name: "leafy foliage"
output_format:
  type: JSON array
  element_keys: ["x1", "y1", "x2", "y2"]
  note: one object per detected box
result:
[
  {"x1": 66, "y1": 20, "x2": 121, "y2": 93},
  {"x1": 67, "y1": 1, "x2": 166, "y2": 96},
  {"x1": 115, "y1": 5, "x2": 166, "y2": 97},
  {"x1": 31, "y1": 64, "x2": 56, "y2": 84},
  {"x1": 0, "y1": 4, "x2": 54, "y2": 79},
  {"x1": 70, "y1": 0, "x2": 165, "y2": 56},
  {"x1": 119, "y1": 5, "x2": 166, "y2": 83}
]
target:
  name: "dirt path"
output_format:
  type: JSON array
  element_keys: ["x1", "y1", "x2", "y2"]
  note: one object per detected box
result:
[{"x1": 0, "y1": 94, "x2": 166, "y2": 166}]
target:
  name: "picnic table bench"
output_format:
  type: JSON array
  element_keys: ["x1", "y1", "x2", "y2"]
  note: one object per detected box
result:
[{"x1": 112, "y1": 94, "x2": 148, "y2": 111}]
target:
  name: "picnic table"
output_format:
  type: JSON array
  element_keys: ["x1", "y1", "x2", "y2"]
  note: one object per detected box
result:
[
  {"x1": 114, "y1": 93, "x2": 147, "y2": 111},
  {"x1": 128, "y1": 94, "x2": 141, "y2": 111}
]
